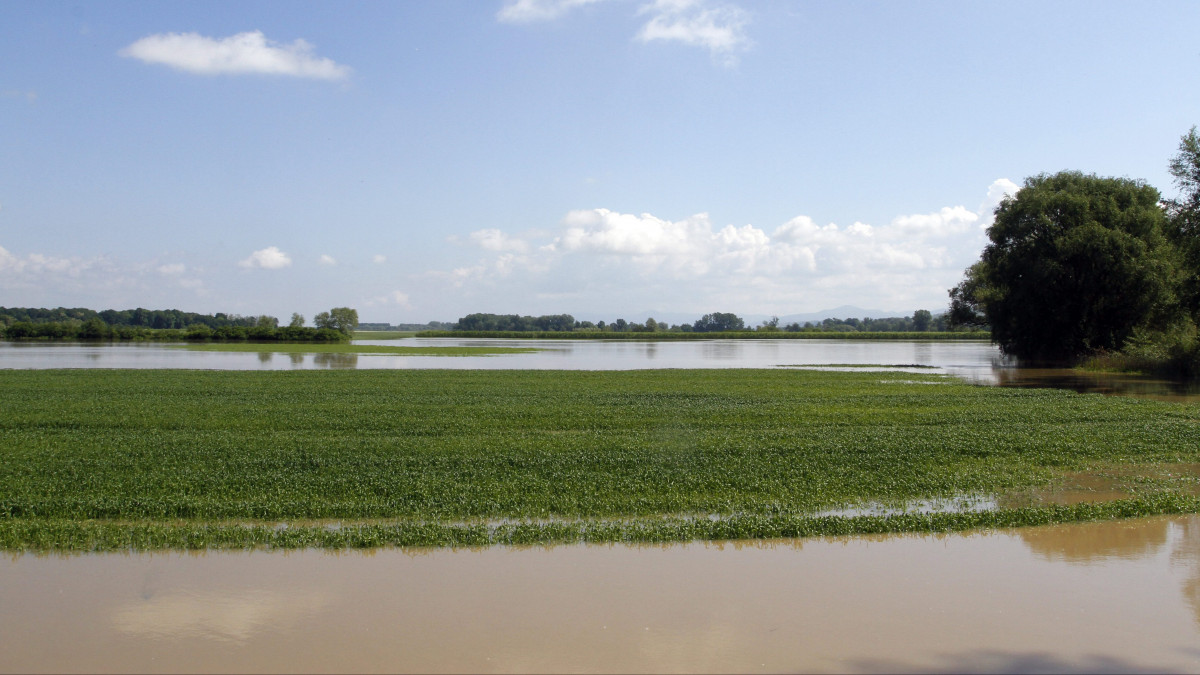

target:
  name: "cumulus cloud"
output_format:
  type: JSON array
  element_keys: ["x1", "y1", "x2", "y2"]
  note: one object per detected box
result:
[
  {"x1": 157, "y1": 263, "x2": 186, "y2": 275},
  {"x1": 238, "y1": 246, "x2": 292, "y2": 270},
  {"x1": 890, "y1": 205, "x2": 979, "y2": 239},
  {"x1": 497, "y1": 0, "x2": 610, "y2": 23},
  {"x1": 372, "y1": 254, "x2": 387, "y2": 264},
  {"x1": 430, "y1": 179, "x2": 1012, "y2": 313},
  {"x1": 318, "y1": 254, "x2": 337, "y2": 266},
  {"x1": 979, "y1": 178, "x2": 1021, "y2": 228},
  {"x1": 119, "y1": 31, "x2": 351, "y2": 80}
]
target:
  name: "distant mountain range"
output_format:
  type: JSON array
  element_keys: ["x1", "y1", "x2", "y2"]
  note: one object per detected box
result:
[{"x1": 577, "y1": 305, "x2": 916, "y2": 328}]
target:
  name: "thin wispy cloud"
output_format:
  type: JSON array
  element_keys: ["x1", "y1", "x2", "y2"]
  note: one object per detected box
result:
[
  {"x1": 636, "y1": 0, "x2": 749, "y2": 62},
  {"x1": 497, "y1": 0, "x2": 610, "y2": 23},
  {"x1": 497, "y1": 0, "x2": 749, "y2": 63},
  {"x1": 239, "y1": 246, "x2": 292, "y2": 270},
  {"x1": 2, "y1": 90, "x2": 38, "y2": 103},
  {"x1": 119, "y1": 31, "x2": 351, "y2": 80}
]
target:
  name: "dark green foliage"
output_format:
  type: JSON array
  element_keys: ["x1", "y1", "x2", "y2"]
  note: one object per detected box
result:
[
  {"x1": 0, "y1": 369, "x2": 1196, "y2": 550},
  {"x1": 692, "y1": 312, "x2": 746, "y2": 332},
  {"x1": 314, "y1": 307, "x2": 359, "y2": 337},
  {"x1": 455, "y1": 313, "x2": 577, "y2": 331},
  {"x1": 951, "y1": 171, "x2": 1179, "y2": 362}
]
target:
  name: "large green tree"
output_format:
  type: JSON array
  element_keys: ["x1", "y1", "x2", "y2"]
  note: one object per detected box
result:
[
  {"x1": 314, "y1": 307, "x2": 359, "y2": 337},
  {"x1": 949, "y1": 171, "x2": 1178, "y2": 362}
]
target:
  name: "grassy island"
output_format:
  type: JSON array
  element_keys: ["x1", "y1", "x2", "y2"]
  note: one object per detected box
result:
[{"x1": 1, "y1": 369, "x2": 1197, "y2": 551}]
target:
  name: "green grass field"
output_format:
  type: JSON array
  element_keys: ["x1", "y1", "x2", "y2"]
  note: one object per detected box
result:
[{"x1": 1, "y1": 369, "x2": 1197, "y2": 551}]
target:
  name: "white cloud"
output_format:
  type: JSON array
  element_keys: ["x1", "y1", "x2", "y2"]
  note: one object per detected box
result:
[
  {"x1": 636, "y1": 0, "x2": 750, "y2": 62},
  {"x1": 239, "y1": 246, "x2": 292, "y2": 270},
  {"x1": 372, "y1": 254, "x2": 387, "y2": 264},
  {"x1": 318, "y1": 254, "x2": 337, "y2": 266},
  {"x1": 889, "y1": 205, "x2": 979, "y2": 239},
  {"x1": 119, "y1": 31, "x2": 351, "y2": 80},
  {"x1": 498, "y1": 0, "x2": 749, "y2": 63},
  {"x1": 157, "y1": 263, "x2": 186, "y2": 275},
  {"x1": 979, "y1": 178, "x2": 1020, "y2": 228},
  {"x1": 429, "y1": 180, "x2": 1009, "y2": 314},
  {"x1": 497, "y1": 0, "x2": 610, "y2": 23}
]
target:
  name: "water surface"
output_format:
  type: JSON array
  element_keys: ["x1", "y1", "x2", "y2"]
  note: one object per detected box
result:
[{"x1": 3, "y1": 515, "x2": 1199, "y2": 673}]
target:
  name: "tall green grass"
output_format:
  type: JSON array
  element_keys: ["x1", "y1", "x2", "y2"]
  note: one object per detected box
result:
[{"x1": 1, "y1": 369, "x2": 1196, "y2": 550}]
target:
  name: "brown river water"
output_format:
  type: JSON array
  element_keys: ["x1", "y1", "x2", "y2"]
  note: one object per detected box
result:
[{"x1": 4, "y1": 515, "x2": 1200, "y2": 674}]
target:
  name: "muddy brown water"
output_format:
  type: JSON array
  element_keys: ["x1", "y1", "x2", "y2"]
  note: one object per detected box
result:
[{"x1": 4, "y1": 515, "x2": 1200, "y2": 673}]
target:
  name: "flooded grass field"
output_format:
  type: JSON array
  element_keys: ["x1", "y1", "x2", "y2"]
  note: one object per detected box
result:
[
  {"x1": 4, "y1": 515, "x2": 1199, "y2": 673},
  {"x1": 2, "y1": 340, "x2": 1199, "y2": 671}
]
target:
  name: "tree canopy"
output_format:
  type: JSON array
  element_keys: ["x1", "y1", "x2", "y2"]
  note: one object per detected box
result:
[
  {"x1": 950, "y1": 171, "x2": 1179, "y2": 362},
  {"x1": 315, "y1": 307, "x2": 359, "y2": 337},
  {"x1": 1166, "y1": 126, "x2": 1200, "y2": 319},
  {"x1": 692, "y1": 312, "x2": 745, "y2": 332}
]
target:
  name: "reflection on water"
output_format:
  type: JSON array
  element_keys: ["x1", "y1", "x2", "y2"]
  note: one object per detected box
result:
[
  {"x1": 1019, "y1": 517, "x2": 1171, "y2": 563},
  {"x1": 3, "y1": 516, "x2": 1200, "y2": 673},
  {"x1": 112, "y1": 589, "x2": 333, "y2": 643},
  {"x1": 313, "y1": 352, "x2": 358, "y2": 369},
  {"x1": 969, "y1": 367, "x2": 1200, "y2": 403}
]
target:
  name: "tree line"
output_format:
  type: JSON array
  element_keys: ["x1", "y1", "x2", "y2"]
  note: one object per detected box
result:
[
  {"x1": 1, "y1": 306, "x2": 359, "y2": 342},
  {"x1": 949, "y1": 126, "x2": 1200, "y2": 375},
  {"x1": 451, "y1": 310, "x2": 954, "y2": 334}
]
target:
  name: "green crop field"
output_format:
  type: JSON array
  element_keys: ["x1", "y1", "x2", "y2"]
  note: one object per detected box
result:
[{"x1": 1, "y1": 369, "x2": 1197, "y2": 551}]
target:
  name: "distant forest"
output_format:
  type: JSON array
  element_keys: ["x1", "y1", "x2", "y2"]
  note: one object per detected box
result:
[
  {"x1": 0, "y1": 306, "x2": 349, "y2": 342},
  {"x1": 451, "y1": 310, "x2": 954, "y2": 333},
  {"x1": 0, "y1": 306, "x2": 260, "y2": 330}
]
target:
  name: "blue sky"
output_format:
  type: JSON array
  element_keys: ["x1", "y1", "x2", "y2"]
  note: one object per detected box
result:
[{"x1": 2, "y1": 0, "x2": 1198, "y2": 324}]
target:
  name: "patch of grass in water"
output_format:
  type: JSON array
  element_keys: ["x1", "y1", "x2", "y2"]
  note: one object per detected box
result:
[
  {"x1": 178, "y1": 343, "x2": 540, "y2": 356},
  {"x1": 781, "y1": 363, "x2": 940, "y2": 369}
]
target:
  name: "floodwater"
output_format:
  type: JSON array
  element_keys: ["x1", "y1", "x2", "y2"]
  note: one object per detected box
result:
[
  {"x1": 0, "y1": 337, "x2": 1004, "y2": 371},
  {"x1": 4, "y1": 515, "x2": 1200, "y2": 673},
  {"x1": 4, "y1": 338, "x2": 1198, "y2": 401}
]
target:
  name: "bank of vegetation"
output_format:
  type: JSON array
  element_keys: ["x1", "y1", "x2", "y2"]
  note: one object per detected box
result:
[
  {"x1": 2, "y1": 369, "x2": 1196, "y2": 551},
  {"x1": 420, "y1": 330, "x2": 988, "y2": 341}
]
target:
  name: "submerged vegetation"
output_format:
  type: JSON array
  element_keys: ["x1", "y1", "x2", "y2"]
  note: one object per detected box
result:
[
  {"x1": 1, "y1": 369, "x2": 1196, "y2": 551},
  {"x1": 179, "y1": 343, "x2": 540, "y2": 356}
]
